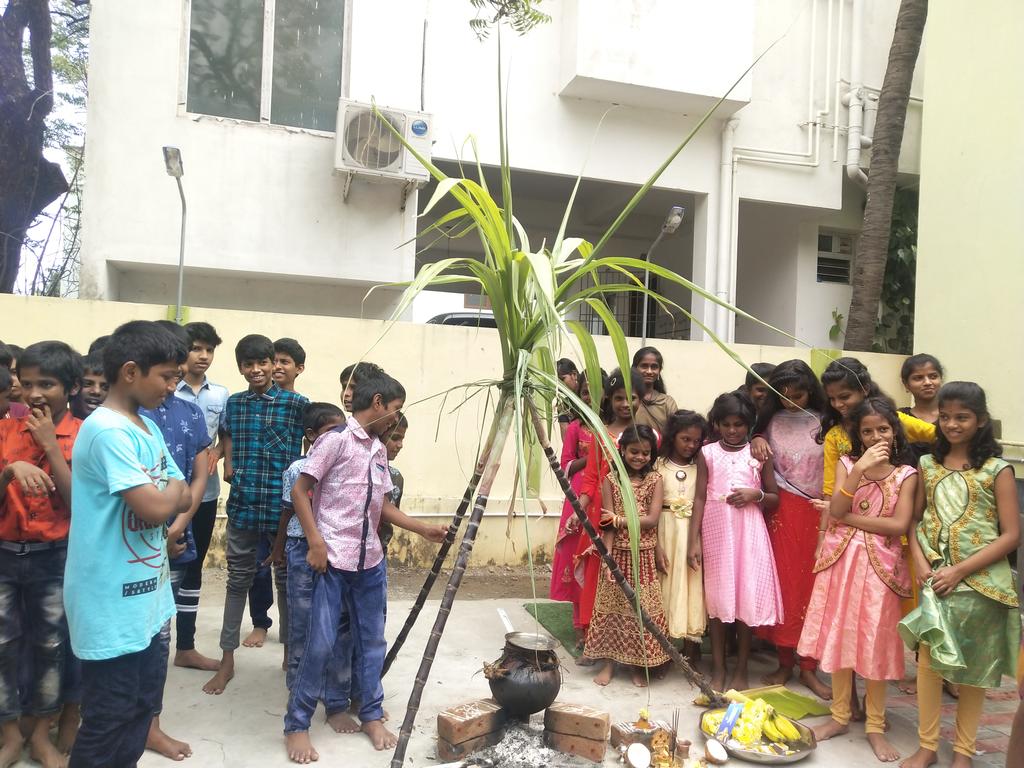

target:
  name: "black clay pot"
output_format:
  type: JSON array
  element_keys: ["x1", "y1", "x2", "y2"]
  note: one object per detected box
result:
[{"x1": 483, "y1": 632, "x2": 561, "y2": 717}]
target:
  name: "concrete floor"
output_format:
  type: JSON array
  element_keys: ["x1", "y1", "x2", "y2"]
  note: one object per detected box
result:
[{"x1": 11, "y1": 572, "x2": 1016, "y2": 767}]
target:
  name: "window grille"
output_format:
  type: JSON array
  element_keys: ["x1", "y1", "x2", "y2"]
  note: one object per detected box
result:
[{"x1": 816, "y1": 231, "x2": 855, "y2": 284}]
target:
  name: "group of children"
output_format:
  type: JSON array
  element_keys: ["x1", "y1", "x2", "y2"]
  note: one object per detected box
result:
[
  {"x1": 0, "y1": 321, "x2": 441, "y2": 768},
  {"x1": 551, "y1": 349, "x2": 1022, "y2": 766}
]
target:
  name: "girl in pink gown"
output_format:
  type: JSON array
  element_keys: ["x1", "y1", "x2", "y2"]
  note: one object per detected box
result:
[
  {"x1": 550, "y1": 375, "x2": 596, "y2": 645},
  {"x1": 798, "y1": 397, "x2": 917, "y2": 763},
  {"x1": 689, "y1": 391, "x2": 783, "y2": 692}
]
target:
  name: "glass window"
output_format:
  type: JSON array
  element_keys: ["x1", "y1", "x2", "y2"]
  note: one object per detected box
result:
[
  {"x1": 271, "y1": 0, "x2": 345, "y2": 131},
  {"x1": 187, "y1": 0, "x2": 265, "y2": 122},
  {"x1": 186, "y1": 0, "x2": 345, "y2": 131}
]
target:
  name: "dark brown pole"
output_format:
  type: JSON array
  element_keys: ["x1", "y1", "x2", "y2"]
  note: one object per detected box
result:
[{"x1": 381, "y1": 467, "x2": 484, "y2": 677}]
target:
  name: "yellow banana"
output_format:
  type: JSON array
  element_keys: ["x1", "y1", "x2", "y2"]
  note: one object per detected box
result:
[
  {"x1": 762, "y1": 717, "x2": 784, "y2": 743},
  {"x1": 773, "y1": 714, "x2": 802, "y2": 743}
]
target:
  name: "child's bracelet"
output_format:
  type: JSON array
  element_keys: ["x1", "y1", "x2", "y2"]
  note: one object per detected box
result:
[
  {"x1": 838, "y1": 486, "x2": 855, "y2": 499},
  {"x1": 756, "y1": 489, "x2": 766, "y2": 503}
]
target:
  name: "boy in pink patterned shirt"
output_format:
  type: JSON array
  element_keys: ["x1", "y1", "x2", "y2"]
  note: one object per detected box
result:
[{"x1": 283, "y1": 370, "x2": 445, "y2": 762}]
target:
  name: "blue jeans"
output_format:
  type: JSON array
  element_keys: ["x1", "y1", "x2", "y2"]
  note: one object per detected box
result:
[
  {"x1": 0, "y1": 545, "x2": 67, "y2": 722},
  {"x1": 284, "y1": 561, "x2": 387, "y2": 733},
  {"x1": 69, "y1": 632, "x2": 164, "y2": 768},
  {"x1": 285, "y1": 537, "x2": 350, "y2": 710}
]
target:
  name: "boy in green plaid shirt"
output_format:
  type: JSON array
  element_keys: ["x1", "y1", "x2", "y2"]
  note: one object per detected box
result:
[{"x1": 203, "y1": 335, "x2": 308, "y2": 695}]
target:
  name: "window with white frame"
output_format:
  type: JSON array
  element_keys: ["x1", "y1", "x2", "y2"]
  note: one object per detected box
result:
[
  {"x1": 186, "y1": 0, "x2": 345, "y2": 132},
  {"x1": 816, "y1": 230, "x2": 855, "y2": 284}
]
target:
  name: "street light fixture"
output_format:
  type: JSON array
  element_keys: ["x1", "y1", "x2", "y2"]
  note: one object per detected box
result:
[
  {"x1": 641, "y1": 205, "x2": 685, "y2": 346},
  {"x1": 162, "y1": 146, "x2": 186, "y2": 324}
]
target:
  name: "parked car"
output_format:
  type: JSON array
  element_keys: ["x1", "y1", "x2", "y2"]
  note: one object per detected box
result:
[{"x1": 426, "y1": 311, "x2": 497, "y2": 328}]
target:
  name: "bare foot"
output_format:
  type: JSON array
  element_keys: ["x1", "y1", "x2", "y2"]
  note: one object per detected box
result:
[
  {"x1": 812, "y1": 718, "x2": 849, "y2": 742},
  {"x1": 202, "y1": 657, "x2": 235, "y2": 695},
  {"x1": 897, "y1": 677, "x2": 917, "y2": 695},
  {"x1": 761, "y1": 665, "x2": 794, "y2": 686},
  {"x1": 710, "y1": 668, "x2": 727, "y2": 694},
  {"x1": 867, "y1": 733, "x2": 901, "y2": 762},
  {"x1": 242, "y1": 627, "x2": 268, "y2": 648},
  {"x1": 326, "y1": 711, "x2": 360, "y2": 734},
  {"x1": 347, "y1": 702, "x2": 389, "y2": 722},
  {"x1": 145, "y1": 720, "x2": 192, "y2": 761},
  {"x1": 949, "y1": 754, "x2": 973, "y2": 768},
  {"x1": 726, "y1": 670, "x2": 749, "y2": 692},
  {"x1": 899, "y1": 747, "x2": 938, "y2": 768},
  {"x1": 593, "y1": 662, "x2": 614, "y2": 686},
  {"x1": 0, "y1": 726, "x2": 25, "y2": 768},
  {"x1": 174, "y1": 648, "x2": 222, "y2": 672},
  {"x1": 28, "y1": 731, "x2": 67, "y2": 768},
  {"x1": 799, "y1": 668, "x2": 833, "y2": 700},
  {"x1": 631, "y1": 668, "x2": 649, "y2": 688},
  {"x1": 943, "y1": 680, "x2": 960, "y2": 699},
  {"x1": 361, "y1": 720, "x2": 397, "y2": 751},
  {"x1": 285, "y1": 731, "x2": 319, "y2": 764},
  {"x1": 575, "y1": 655, "x2": 596, "y2": 667}
]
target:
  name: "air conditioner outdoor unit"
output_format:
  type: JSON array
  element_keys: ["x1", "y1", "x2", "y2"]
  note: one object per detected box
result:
[{"x1": 334, "y1": 99, "x2": 431, "y2": 186}]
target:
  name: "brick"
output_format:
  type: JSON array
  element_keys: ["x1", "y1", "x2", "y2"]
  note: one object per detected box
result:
[
  {"x1": 544, "y1": 730, "x2": 607, "y2": 763},
  {"x1": 437, "y1": 730, "x2": 505, "y2": 761},
  {"x1": 437, "y1": 698, "x2": 507, "y2": 745},
  {"x1": 544, "y1": 702, "x2": 610, "y2": 740}
]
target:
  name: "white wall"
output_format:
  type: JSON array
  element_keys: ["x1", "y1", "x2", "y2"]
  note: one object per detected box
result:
[{"x1": 80, "y1": 0, "x2": 923, "y2": 338}]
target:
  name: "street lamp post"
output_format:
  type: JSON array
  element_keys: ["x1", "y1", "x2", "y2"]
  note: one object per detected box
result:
[
  {"x1": 641, "y1": 205, "x2": 685, "y2": 346},
  {"x1": 162, "y1": 147, "x2": 186, "y2": 324}
]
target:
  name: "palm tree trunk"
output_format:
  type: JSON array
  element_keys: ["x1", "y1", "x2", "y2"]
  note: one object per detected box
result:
[
  {"x1": 381, "y1": 466, "x2": 484, "y2": 677},
  {"x1": 844, "y1": 0, "x2": 928, "y2": 350},
  {"x1": 527, "y1": 401, "x2": 720, "y2": 703},
  {"x1": 391, "y1": 395, "x2": 516, "y2": 768}
]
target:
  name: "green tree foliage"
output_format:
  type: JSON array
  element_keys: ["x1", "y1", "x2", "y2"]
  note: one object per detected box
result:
[{"x1": 872, "y1": 187, "x2": 917, "y2": 353}]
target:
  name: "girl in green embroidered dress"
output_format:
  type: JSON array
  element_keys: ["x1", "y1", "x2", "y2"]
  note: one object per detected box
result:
[{"x1": 900, "y1": 382, "x2": 1021, "y2": 768}]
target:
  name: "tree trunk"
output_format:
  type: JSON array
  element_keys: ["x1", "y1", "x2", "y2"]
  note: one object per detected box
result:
[
  {"x1": 0, "y1": 0, "x2": 69, "y2": 292},
  {"x1": 381, "y1": 466, "x2": 485, "y2": 677},
  {"x1": 390, "y1": 395, "x2": 516, "y2": 768},
  {"x1": 526, "y1": 401, "x2": 720, "y2": 702},
  {"x1": 844, "y1": 0, "x2": 927, "y2": 349}
]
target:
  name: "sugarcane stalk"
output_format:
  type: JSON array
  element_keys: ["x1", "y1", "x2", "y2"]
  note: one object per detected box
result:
[
  {"x1": 526, "y1": 400, "x2": 721, "y2": 703},
  {"x1": 382, "y1": 465, "x2": 484, "y2": 677},
  {"x1": 391, "y1": 396, "x2": 516, "y2": 768}
]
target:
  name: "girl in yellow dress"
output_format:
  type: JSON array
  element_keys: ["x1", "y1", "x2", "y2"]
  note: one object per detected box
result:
[{"x1": 655, "y1": 410, "x2": 708, "y2": 664}]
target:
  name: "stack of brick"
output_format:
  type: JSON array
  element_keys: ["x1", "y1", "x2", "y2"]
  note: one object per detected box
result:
[
  {"x1": 542, "y1": 702, "x2": 610, "y2": 763},
  {"x1": 436, "y1": 698, "x2": 509, "y2": 761}
]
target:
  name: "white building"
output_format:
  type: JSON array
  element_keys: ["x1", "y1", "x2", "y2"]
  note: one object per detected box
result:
[{"x1": 80, "y1": 0, "x2": 923, "y2": 348}]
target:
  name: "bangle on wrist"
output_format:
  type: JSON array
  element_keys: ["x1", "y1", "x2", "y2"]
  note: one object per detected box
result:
[
  {"x1": 838, "y1": 486, "x2": 855, "y2": 499},
  {"x1": 756, "y1": 489, "x2": 766, "y2": 503}
]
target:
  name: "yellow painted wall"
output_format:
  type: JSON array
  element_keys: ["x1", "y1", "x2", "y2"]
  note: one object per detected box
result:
[
  {"x1": 1, "y1": 294, "x2": 913, "y2": 565},
  {"x1": 914, "y1": 1, "x2": 1024, "y2": 470}
]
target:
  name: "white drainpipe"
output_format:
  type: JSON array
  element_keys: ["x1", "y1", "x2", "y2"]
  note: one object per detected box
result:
[
  {"x1": 714, "y1": 118, "x2": 739, "y2": 339},
  {"x1": 844, "y1": 0, "x2": 868, "y2": 185}
]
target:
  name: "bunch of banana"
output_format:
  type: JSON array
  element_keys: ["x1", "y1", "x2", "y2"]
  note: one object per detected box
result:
[{"x1": 762, "y1": 710, "x2": 802, "y2": 743}]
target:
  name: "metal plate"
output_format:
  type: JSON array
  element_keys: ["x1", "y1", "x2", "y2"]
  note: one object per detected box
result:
[
  {"x1": 504, "y1": 631, "x2": 558, "y2": 652},
  {"x1": 699, "y1": 709, "x2": 817, "y2": 764}
]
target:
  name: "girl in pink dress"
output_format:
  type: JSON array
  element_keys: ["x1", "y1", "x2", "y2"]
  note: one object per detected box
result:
[
  {"x1": 688, "y1": 391, "x2": 782, "y2": 692},
  {"x1": 798, "y1": 397, "x2": 917, "y2": 763},
  {"x1": 550, "y1": 374, "x2": 596, "y2": 647}
]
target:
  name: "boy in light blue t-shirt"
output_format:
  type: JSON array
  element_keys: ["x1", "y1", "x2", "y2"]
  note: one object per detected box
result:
[{"x1": 64, "y1": 321, "x2": 192, "y2": 768}]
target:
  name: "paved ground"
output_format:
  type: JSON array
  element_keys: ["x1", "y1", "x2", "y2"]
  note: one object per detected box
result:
[{"x1": 9, "y1": 568, "x2": 1020, "y2": 767}]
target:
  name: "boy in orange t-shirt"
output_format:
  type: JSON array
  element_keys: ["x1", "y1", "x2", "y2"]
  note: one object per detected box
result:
[{"x1": 0, "y1": 341, "x2": 82, "y2": 767}]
